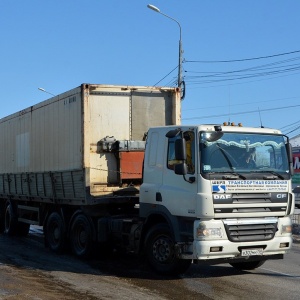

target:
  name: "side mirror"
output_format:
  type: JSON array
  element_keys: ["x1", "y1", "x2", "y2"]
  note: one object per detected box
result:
[
  {"x1": 286, "y1": 143, "x2": 293, "y2": 163},
  {"x1": 174, "y1": 163, "x2": 187, "y2": 175},
  {"x1": 175, "y1": 138, "x2": 186, "y2": 160},
  {"x1": 166, "y1": 129, "x2": 181, "y2": 138},
  {"x1": 206, "y1": 131, "x2": 223, "y2": 142},
  {"x1": 286, "y1": 143, "x2": 294, "y2": 176}
]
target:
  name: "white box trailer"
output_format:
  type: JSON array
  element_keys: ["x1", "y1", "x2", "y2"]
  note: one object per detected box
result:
[{"x1": 0, "y1": 84, "x2": 180, "y2": 206}]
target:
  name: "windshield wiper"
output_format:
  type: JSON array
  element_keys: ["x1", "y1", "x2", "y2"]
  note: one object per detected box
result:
[
  {"x1": 222, "y1": 172, "x2": 246, "y2": 180},
  {"x1": 216, "y1": 143, "x2": 237, "y2": 169},
  {"x1": 258, "y1": 170, "x2": 285, "y2": 180},
  {"x1": 212, "y1": 171, "x2": 246, "y2": 180}
]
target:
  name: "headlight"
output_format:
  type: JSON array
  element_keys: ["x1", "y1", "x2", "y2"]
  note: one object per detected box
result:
[
  {"x1": 196, "y1": 222, "x2": 222, "y2": 239},
  {"x1": 281, "y1": 225, "x2": 292, "y2": 234}
]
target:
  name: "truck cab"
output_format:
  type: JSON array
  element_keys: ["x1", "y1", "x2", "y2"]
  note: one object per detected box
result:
[{"x1": 140, "y1": 124, "x2": 294, "y2": 274}]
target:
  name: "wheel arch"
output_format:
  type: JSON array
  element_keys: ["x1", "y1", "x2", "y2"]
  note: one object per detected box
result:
[
  {"x1": 140, "y1": 212, "x2": 178, "y2": 253},
  {"x1": 139, "y1": 202, "x2": 185, "y2": 243}
]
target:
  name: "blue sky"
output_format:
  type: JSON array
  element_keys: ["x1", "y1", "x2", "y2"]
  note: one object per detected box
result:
[{"x1": 1, "y1": 1, "x2": 300, "y2": 137}]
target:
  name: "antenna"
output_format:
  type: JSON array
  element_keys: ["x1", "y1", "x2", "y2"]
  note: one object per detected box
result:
[{"x1": 258, "y1": 107, "x2": 264, "y2": 128}]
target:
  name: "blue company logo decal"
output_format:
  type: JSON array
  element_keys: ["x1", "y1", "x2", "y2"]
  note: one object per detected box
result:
[{"x1": 212, "y1": 184, "x2": 226, "y2": 193}]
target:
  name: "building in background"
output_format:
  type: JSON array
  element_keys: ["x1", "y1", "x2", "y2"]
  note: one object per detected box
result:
[
  {"x1": 291, "y1": 135, "x2": 300, "y2": 188},
  {"x1": 291, "y1": 135, "x2": 300, "y2": 207}
]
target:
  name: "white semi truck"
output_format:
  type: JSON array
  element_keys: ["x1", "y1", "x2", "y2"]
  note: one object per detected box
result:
[{"x1": 0, "y1": 84, "x2": 294, "y2": 274}]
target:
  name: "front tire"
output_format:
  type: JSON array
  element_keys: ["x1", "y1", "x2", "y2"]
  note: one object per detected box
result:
[
  {"x1": 145, "y1": 223, "x2": 191, "y2": 275},
  {"x1": 230, "y1": 260, "x2": 266, "y2": 270}
]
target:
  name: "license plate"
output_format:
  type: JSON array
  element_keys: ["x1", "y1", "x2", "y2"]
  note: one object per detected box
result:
[{"x1": 241, "y1": 248, "x2": 263, "y2": 256}]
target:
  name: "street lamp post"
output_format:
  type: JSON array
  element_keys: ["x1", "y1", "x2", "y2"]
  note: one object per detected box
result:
[{"x1": 147, "y1": 4, "x2": 184, "y2": 91}]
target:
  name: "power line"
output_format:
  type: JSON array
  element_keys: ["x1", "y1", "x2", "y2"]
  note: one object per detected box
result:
[
  {"x1": 151, "y1": 49, "x2": 300, "y2": 89},
  {"x1": 280, "y1": 120, "x2": 300, "y2": 136},
  {"x1": 183, "y1": 103, "x2": 300, "y2": 121},
  {"x1": 182, "y1": 55, "x2": 300, "y2": 88},
  {"x1": 186, "y1": 59, "x2": 300, "y2": 79},
  {"x1": 280, "y1": 120, "x2": 300, "y2": 131},
  {"x1": 286, "y1": 126, "x2": 300, "y2": 135},
  {"x1": 185, "y1": 65, "x2": 300, "y2": 84},
  {"x1": 153, "y1": 65, "x2": 178, "y2": 86},
  {"x1": 284, "y1": 125, "x2": 300, "y2": 136},
  {"x1": 186, "y1": 70, "x2": 300, "y2": 89},
  {"x1": 185, "y1": 49, "x2": 300, "y2": 63},
  {"x1": 183, "y1": 96, "x2": 300, "y2": 112}
]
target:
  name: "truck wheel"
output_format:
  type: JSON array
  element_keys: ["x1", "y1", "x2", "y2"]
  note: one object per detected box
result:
[
  {"x1": 145, "y1": 223, "x2": 191, "y2": 275},
  {"x1": 0, "y1": 203, "x2": 5, "y2": 233},
  {"x1": 230, "y1": 260, "x2": 266, "y2": 270},
  {"x1": 70, "y1": 214, "x2": 93, "y2": 258},
  {"x1": 4, "y1": 200, "x2": 18, "y2": 235},
  {"x1": 45, "y1": 212, "x2": 66, "y2": 253}
]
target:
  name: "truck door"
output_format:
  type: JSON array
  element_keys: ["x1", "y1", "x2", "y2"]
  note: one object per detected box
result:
[{"x1": 159, "y1": 130, "x2": 197, "y2": 218}]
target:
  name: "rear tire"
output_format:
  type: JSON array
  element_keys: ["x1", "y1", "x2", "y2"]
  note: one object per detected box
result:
[
  {"x1": 45, "y1": 212, "x2": 66, "y2": 253},
  {"x1": 3, "y1": 201, "x2": 30, "y2": 236},
  {"x1": 230, "y1": 260, "x2": 266, "y2": 270},
  {"x1": 4, "y1": 200, "x2": 18, "y2": 235},
  {"x1": 0, "y1": 203, "x2": 5, "y2": 234},
  {"x1": 70, "y1": 214, "x2": 94, "y2": 258},
  {"x1": 145, "y1": 223, "x2": 191, "y2": 275}
]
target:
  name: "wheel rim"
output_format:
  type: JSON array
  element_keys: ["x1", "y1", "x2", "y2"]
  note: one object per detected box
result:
[
  {"x1": 4, "y1": 204, "x2": 13, "y2": 233},
  {"x1": 53, "y1": 227, "x2": 60, "y2": 240},
  {"x1": 46, "y1": 213, "x2": 65, "y2": 252},
  {"x1": 79, "y1": 228, "x2": 88, "y2": 244},
  {"x1": 152, "y1": 235, "x2": 174, "y2": 263},
  {"x1": 70, "y1": 215, "x2": 92, "y2": 257},
  {"x1": 73, "y1": 223, "x2": 88, "y2": 253},
  {"x1": 48, "y1": 221, "x2": 61, "y2": 246}
]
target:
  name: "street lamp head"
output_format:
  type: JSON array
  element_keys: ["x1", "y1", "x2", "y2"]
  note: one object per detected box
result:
[
  {"x1": 146, "y1": 3, "x2": 184, "y2": 98},
  {"x1": 38, "y1": 87, "x2": 55, "y2": 96},
  {"x1": 147, "y1": 4, "x2": 160, "y2": 13}
]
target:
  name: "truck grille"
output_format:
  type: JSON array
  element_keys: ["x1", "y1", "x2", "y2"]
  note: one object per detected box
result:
[
  {"x1": 213, "y1": 193, "x2": 289, "y2": 217},
  {"x1": 223, "y1": 219, "x2": 278, "y2": 242}
]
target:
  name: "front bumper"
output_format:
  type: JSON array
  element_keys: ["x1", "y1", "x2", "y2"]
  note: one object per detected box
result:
[
  {"x1": 191, "y1": 235, "x2": 292, "y2": 260},
  {"x1": 179, "y1": 217, "x2": 292, "y2": 261}
]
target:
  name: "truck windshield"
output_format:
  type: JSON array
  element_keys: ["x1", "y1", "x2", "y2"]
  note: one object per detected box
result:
[{"x1": 200, "y1": 132, "x2": 290, "y2": 178}]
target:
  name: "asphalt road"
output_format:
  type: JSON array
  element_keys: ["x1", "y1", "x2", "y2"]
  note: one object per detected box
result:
[{"x1": 0, "y1": 226, "x2": 300, "y2": 300}]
